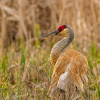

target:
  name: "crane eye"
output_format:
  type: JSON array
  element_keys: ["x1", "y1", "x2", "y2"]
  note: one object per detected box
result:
[{"x1": 59, "y1": 28, "x2": 63, "y2": 31}]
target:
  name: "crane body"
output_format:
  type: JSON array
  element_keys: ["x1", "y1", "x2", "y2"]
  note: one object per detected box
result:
[{"x1": 43, "y1": 25, "x2": 88, "y2": 100}]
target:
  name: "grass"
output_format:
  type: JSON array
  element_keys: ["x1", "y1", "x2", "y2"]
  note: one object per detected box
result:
[
  {"x1": 0, "y1": 0, "x2": 100, "y2": 99},
  {"x1": 86, "y1": 44, "x2": 100, "y2": 100},
  {"x1": 0, "y1": 41, "x2": 51, "y2": 100},
  {"x1": 0, "y1": 41, "x2": 100, "y2": 100}
]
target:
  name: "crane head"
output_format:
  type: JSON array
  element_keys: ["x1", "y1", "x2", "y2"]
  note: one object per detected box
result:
[
  {"x1": 42, "y1": 25, "x2": 72, "y2": 37},
  {"x1": 43, "y1": 25, "x2": 74, "y2": 37}
]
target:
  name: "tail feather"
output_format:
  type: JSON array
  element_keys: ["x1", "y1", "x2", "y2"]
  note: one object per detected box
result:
[{"x1": 49, "y1": 87, "x2": 66, "y2": 100}]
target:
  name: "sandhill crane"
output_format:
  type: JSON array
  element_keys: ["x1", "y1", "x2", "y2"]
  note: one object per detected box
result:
[{"x1": 43, "y1": 25, "x2": 88, "y2": 100}]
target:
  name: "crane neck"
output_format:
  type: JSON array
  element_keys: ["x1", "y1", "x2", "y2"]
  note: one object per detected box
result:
[{"x1": 50, "y1": 32, "x2": 74, "y2": 65}]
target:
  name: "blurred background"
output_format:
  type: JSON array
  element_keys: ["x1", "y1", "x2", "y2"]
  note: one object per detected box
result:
[{"x1": 0, "y1": 0, "x2": 100, "y2": 99}]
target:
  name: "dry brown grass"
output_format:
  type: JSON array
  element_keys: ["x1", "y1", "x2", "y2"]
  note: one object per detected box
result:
[
  {"x1": 0, "y1": 0, "x2": 100, "y2": 100},
  {"x1": 0, "y1": 0, "x2": 100, "y2": 48}
]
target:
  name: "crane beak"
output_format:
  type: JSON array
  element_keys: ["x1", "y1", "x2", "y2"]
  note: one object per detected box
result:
[{"x1": 42, "y1": 30, "x2": 60, "y2": 37}]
